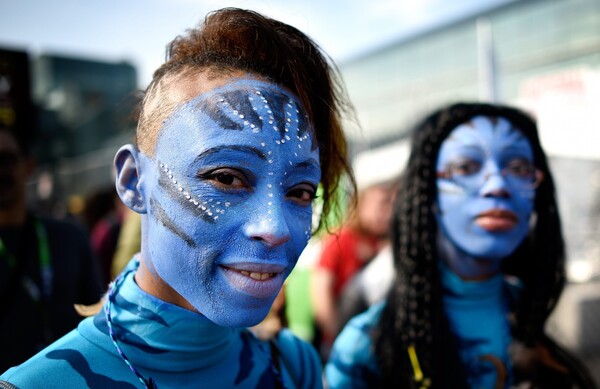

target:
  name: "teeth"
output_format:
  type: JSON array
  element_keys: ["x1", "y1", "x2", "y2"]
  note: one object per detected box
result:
[{"x1": 239, "y1": 270, "x2": 274, "y2": 280}]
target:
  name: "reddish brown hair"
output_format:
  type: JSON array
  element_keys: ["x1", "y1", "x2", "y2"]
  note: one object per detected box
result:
[{"x1": 136, "y1": 7, "x2": 354, "y2": 231}]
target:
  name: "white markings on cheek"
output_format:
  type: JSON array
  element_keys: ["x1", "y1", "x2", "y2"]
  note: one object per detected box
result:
[
  {"x1": 159, "y1": 163, "x2": 223, "y2": 221},
  {"x1": 305, "y1": 227, "x2": 311, "y2": 242}
]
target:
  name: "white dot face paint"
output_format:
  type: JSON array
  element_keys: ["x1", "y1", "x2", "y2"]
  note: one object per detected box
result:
[{"x1": 140, "y1": 78, "x2": 321, "y2": 327}]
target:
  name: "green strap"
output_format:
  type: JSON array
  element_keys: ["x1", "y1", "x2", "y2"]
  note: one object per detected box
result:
[
  {"x1": 34, "y1": 219, "x2": 51, "y2": 268},
  {"x1": 0, "y1": 216, "x2": 53, "y2": 299},
  {"x1": 0, "y1": 237, "x2": 17, "y2": 268},
  {"x1": 33, "y1": 218, "x2": 53, "y2": 299}
]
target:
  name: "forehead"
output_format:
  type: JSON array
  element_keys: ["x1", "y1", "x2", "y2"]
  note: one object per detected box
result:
[
  {"x1": 444, "y1": 115, "x2": 530, "y2": 148},
  {"x1": 182, "y1": 79, "x2": 309, "y2": 139},
  {"x1": 154, "y1": 78, "x2": 316, "y2": 163}
]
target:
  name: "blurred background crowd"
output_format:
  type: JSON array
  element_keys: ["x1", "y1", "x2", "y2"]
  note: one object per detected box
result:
[{"x1": 1, "y1": 0, "x2": 599, "y2": 384}]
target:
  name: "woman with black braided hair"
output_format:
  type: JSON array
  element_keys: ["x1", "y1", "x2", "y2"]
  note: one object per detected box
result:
[{"x1": 326, "y1": 103, "x2": 596, "y2": 388}]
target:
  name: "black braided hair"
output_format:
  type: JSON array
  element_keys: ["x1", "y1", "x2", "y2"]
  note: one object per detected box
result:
[{"x1": 373, "y1": 102, "x2": 565, "y2": 388}]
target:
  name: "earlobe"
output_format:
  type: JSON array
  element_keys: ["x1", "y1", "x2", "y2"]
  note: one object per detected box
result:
[{"x1": 114, "y1": 144, "x2": 147, "y2": 214}]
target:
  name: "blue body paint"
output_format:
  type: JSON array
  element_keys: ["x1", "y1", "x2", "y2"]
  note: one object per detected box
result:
[
  {"x1": 139, "y1": 78, "x2": 321, "y2": 327},
  {"x1": 436, "y1": 116, "x2": 535, "y2": 275}
]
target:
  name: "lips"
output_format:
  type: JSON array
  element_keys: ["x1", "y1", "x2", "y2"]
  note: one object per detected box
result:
[
  {"x1": 475, "y1": 209, "x2": 518, "y2": 232},
  {"x1": 220, "y1": 263, "x2": 286, "y2": 298}
]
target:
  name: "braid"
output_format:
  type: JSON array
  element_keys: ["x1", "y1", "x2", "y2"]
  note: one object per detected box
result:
[{"x1": 374, "y1": 103, "x2": 565, "y2": 388}]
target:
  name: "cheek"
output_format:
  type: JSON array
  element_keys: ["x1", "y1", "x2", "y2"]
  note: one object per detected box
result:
[
  {"x1": 438, "y1": 192, "x2": 470, "y2": 222},
  {"x1": 512, "y1": 194, "x2": 534, "y2": 242},
  {"x1": 513, "y1": 190, "x2": 535, "y2": 219},
  {"x1": 288, "y1": 206, "x2": 314, "y2": 250}
]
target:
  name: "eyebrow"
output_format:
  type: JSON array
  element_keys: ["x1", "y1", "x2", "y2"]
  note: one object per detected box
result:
[
  {"x1": 294, "y1": 158, "x2": 320, "y2": 170},
  {"x1": 194, "y1": 145, "x2": 267, "y2": 163}
]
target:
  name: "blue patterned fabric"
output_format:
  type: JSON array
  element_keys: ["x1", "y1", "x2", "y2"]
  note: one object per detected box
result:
[
  {"x1": 325, "y1": 303, "x2": 383, "y2": 389},
  {"x1": 1, "y1": 259, "x2": 322, "y2": 389},
  {"x1": 326, "y1": 268, "x2": 513, "y2": 389}
]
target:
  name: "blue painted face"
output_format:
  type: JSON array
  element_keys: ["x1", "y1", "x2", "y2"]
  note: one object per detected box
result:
[
  {"x1": 139, "y1": 78, "x2": 321, "y2": 327},
  {"x1": 436, "y1": 116, "x2": 537, "y2": 267}
]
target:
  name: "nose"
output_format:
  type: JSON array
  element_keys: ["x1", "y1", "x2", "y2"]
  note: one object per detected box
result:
[
  {"x1": 479, "y1": 165, "x2": 510, "y2": 198},
  {"x1": 243, "y1": 200, "x2": 291, "y2": 248}
]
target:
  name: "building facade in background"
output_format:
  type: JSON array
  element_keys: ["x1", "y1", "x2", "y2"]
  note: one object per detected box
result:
[
  {"x1": 0, "y1": 50, "x2": 139, "y2": 215},
  {"x1": 0, "y1": 48, "x2": 34, "y2": 147},
  {"x1": 33, "y1": 55, "x2": 138, "y2": 206}
]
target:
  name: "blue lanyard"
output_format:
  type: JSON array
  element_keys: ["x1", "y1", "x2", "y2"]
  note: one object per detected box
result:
[{"x1": 0, "y1": 217, "x2": 53, "y2": 301}]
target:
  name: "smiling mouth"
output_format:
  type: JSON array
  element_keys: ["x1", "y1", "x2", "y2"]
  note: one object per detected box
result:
[
  {"x1": 222, "y1": 266, "x2": 281, "y2": 281},
  {"x1": 221, "y1": 265, "x2": 285, "y2": 298},
  {"x1": 238, "y1": 270, "x2": 277, "y2": 281}
]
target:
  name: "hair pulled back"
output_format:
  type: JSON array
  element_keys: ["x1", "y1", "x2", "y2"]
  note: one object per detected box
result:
[
  {"x1": 375, "y1": 102, "x2": 565, "y2": 388},
  {"x1": 136, "y1": 7, "x2": 354, "y2": 232}
]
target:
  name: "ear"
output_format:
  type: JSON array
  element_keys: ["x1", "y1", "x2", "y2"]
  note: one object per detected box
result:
[{"x1": 114, "y1": 144, "x2": 147, "y2": 214}]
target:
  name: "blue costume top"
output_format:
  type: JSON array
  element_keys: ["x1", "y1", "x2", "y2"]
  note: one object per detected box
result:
[
  {"x1": 441, "y1": 264, "x2": 512, "y2": 388},
  {"x1": 325, "y1": 264, "x2": 513, "y2": 389},
  {"x1": 2, "y1": 259, "x2": 322, "y2": 389}
]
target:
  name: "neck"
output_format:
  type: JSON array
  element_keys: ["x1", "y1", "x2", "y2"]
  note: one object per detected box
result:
[
  {"x1": 135, "y1": 254, "x2": 197, "y2": 313},
  {"x1": 437, "y1": 231, "x2": 501, "y2": 281}
]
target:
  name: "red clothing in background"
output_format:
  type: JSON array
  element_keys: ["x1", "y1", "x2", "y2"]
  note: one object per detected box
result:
[{"x1": 316, "y1": 227, "x2": 381, "y2": 298}]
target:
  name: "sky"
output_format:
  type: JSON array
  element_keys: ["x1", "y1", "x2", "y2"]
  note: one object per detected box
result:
[{"x1": 0, "y1": 0, "x2": 511, "y2": 86}]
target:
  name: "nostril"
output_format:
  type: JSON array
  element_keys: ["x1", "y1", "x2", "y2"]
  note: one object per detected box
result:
[{"x1": 484, "y1": 188, "x2": 510, "y2": 198}]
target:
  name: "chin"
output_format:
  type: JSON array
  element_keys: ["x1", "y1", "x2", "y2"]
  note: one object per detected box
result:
[
  {"x1": 200, "y1": 298, "x2": 273, "y2": 328},
  {"x1": 466, "y1": 244, "x2": 516, "y2": 261},
  {"x1": 208, "y1": 311, "x2": 269, "y2": 328}
]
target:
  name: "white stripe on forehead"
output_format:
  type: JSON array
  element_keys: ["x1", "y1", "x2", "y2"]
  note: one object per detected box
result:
[
  {"x1": 448, "y1": 116, "x2": 526, "y2": 144},
  {"x1": 165, "y1": 78, "x2": 312, "y2": 143}
]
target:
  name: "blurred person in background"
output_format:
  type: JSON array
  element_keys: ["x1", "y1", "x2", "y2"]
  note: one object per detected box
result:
[
  {"x1": 326, "y1": 103, "x2": 596, "y2": 388},
  {"x1": 311, "y1": 168, "x2": 395, "y2": 361},
  {"x1": 1, "y1": 7, "x2": 354, "y2": 388},
  {"x1": 0, "y1": 126, "x2": 104, "y2": 372},
  {"x1": 336, "y1": 231, "x2": 395, "y2": 333},
  {"x1": 83, "y1": 185, "x2": 125, "y2": 284},
  {"x1": 110, "y1": 207, "x2": 141, "y2": 279}
]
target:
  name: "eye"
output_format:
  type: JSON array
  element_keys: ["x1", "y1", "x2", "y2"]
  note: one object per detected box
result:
[
  {"x1": 198, "y1": 169, "x2": 249, "y2": 190},
  {"x1": 287, "y1": 184, "x2": 317, "y2": 206},
  {"x1": 448, "y1": 159, "x2": 481, "y2": 177},
  {"x1": 505, "y1": 158, "x2": 535, "y2": 179}
]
